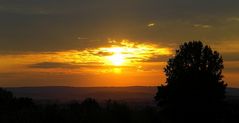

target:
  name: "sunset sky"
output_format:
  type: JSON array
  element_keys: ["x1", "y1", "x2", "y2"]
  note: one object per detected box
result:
[{"x1": 0, "y1": 0, "x2": 239, "y2": 87}]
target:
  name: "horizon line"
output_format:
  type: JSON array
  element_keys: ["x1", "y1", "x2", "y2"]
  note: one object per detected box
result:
[{"x1": 4, "y1": 85, "x2": 159, "y2": 88}]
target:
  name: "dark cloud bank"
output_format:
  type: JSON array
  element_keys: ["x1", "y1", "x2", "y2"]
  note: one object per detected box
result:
[{"x1": 0, "y1": 0, "x2": 239, "y2": 52}]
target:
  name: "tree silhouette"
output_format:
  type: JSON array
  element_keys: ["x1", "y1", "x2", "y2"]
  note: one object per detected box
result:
[{"x1": 155, "y1": 41, "x2": 227, "y2": 107}]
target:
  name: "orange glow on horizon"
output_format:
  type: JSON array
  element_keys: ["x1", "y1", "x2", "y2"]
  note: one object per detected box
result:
[{"x1": 0, "y1": 40, "x2": 175, "y2": 87}]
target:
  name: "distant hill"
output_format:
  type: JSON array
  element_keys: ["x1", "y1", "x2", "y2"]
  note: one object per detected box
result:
[
  {"x1": 6, "y1": 86, "x2": 157, "y2": 106},
  {"x1": 5, "y1": 86, "x2": 239, "y2": 105}
]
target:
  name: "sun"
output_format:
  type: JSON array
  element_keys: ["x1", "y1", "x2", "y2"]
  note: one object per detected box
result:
[
  {"x1": 108, "y1": 53, "x2": 125, "y2": 66},
  {"x1": 106, "y1": 47, "x2": 126, "y2": 66},
  {"x1": 97, "y1": 40, "x2": 172, "y2": 67}
]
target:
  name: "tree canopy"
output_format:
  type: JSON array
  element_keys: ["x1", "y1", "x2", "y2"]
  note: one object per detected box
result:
[{"x1": 155, "y1": 41, "x2": 227, "y2": 106}]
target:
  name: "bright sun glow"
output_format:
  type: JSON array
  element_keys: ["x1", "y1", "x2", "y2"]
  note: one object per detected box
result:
[
  {"x1": 92, "y1": 40, "x2": 172, "y2": 66},
  {"x1": 107, "y1": 51, "x2": 125, "y2": 66}
]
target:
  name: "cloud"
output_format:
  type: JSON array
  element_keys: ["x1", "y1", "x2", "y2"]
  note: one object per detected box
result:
[
  {"x1": 224, "y1": 61, "x2": 239, "y2": 73},
  {"x1": 0, "y1": 40, "x2": 172, "y2": 72},
  {"x1": 225, "y1": 67, "x2": 239, "y2": 72},
  {"x1": 227, "y1": 17, "x2": 239, "y2": 22},
  {"x1": 222, "y1": 52, "x2": 239, "y2": 62},
  {"x1": 142, "y1": 55, "x2": 172, "y2": 62},
  {"x1": 147, "y1": 23, "x2": 156, "y2": 27},
  {"x1": 193, "y1": 24, "x2": 212, "y2": 29},
  {"x1": 212, "y1": 41, "x2": 239, "y2": 53},
  {"x1": 94, "y1": 51, "x2": 113, "y2": 56},
  {"x1": 77, "y1": 37, "x2": 88, "y2": 40},
  {"x1": 29, "y1": 62, "x2": 79, "y2": 69}
]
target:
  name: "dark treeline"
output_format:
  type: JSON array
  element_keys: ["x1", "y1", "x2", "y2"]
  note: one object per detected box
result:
[
  {"x1": 1, "y1": 88, "x2": 239, "y2": 123},
  {"x1": 0, "y1": 88, "x2": 160, "y2": 123}
]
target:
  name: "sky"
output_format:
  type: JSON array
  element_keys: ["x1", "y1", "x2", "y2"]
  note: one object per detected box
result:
[{"x1": 0, "y1": 0, "x2": 239, "y2": 87}]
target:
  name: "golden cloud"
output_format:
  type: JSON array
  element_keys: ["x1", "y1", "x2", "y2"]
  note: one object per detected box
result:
[{"x1": 0, "y1": 40, "x2": 173, "y2": 73}]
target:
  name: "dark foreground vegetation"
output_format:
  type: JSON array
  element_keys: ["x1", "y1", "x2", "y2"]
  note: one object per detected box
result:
[
  {"x1": 1, "y1": 88, "x2": 239, "y2": 123},
  {"x1": 0, "y1": 88, "x2": 160, "y2": 123}
]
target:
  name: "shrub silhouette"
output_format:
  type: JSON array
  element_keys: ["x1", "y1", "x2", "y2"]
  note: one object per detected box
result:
[
  {"x1": 105, "y1": 100, "x2": 131, "y2": 123},
  {"x1": 0, "y1": 88, "x2": 14, "y2": 103},
  {"x1": 80, "y1": 98, "x2": 100, "y2": 111},
  {"x1": 155, "y1": 41, "x2": 227, "y2": 107}
]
